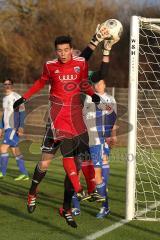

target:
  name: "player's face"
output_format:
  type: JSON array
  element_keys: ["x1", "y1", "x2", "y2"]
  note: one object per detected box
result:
[
  {"x1": 94, "y1": 80, "x2": 106, "y2": 94},
  {"x1": 56, "y1": 44, "x2": 73, "y2": 63},
  {"x1": 3, "y1": 80, "x2": 13, "y2": 93}
]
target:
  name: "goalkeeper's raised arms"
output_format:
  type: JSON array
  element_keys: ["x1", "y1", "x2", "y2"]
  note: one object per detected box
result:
[
  {"x1": 90, "y1": 18, "x2": 123, "y2": 54},
  {"x1": 103, "y1": 37, "x2": 120, "y2": 56},
  {"x1": 90, "y1": 21, "x2": 112, "y2": 47},
  {"x1": 102, "y1": 19, "x2": 123, "y2": 56}
]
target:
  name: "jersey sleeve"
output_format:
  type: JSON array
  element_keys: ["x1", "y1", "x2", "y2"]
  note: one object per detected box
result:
[
  {"x1": 104, "y1": 96, "x2": 117, "y2": 138},
  {"x1": 83, "y1": 95, "x2": 92, "y2": 117},
  {"x1": 80, "y1": 46, "x2": 93, "y2": 61},
  {"x1": 99, "y1": 62, "x2": 110, "y2": 80},
  {"x1": 0, "y1": 114, "x2": 4, "y2": 129},
  {"x1": 15, "y1": 93, "x2": 25, "y2": 112},
  {"x1": 80, "y1": 60, "x2": 94, "y2": 96},
  {"x1": 19, "y1": 111, "x2": 25, "y2": 128},
  {"x1": 23, "y1": 63, "x2": 50, "y2": 100},
  {"x1": 104, "y1": 111, "x2": 117, "y2": 138},
  {"x1": 111, "y1": 97, "x2": 117, "y2": 115}
]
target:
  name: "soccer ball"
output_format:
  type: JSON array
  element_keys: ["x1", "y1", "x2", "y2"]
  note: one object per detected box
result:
[{"x1": 105, "y1": 19, "x2": 123, "y2": 40}]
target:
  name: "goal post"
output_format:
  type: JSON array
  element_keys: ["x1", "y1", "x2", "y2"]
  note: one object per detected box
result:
[
  {"x1": 126, "y1": 16, "x2": 160, "y2": 221},
  {"x1": 126, "y1": 15, "x2": 139, "y2": 220}
]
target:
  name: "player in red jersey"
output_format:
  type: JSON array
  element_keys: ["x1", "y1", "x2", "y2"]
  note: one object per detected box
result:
[
  {"x1": 13, "y1": 22, "x2": 112, "y2": 227},
  {"x1": 13, "y1": 35, "x2": 103, "y2": 227}
]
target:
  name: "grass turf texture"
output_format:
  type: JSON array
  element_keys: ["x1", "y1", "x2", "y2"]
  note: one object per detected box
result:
[{"x1": 0, "y1": 144, "x2": 160, "y2": 240}]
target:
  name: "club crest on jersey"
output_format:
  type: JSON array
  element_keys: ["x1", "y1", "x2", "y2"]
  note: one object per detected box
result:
[
  {"x1": 54, "y1": 69, "x2": 60, "y2": 74},
  {"x1": 59, "y1": 74, "x2": 77, "y2": 81},
  {"x1": 74, "y1": 66, "x2": 80, "y2": 73}
]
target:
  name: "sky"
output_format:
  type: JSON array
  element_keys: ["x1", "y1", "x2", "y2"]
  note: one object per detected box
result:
[
  {"x1": 108, "y1": 0, "x2": 158, "y2": 5},
  {"x1": 0, "y1": 0, "x2": 159, "y2": 6},
  {"x1": 0, "y1": 0, "x2": 160, "y2": 12}
]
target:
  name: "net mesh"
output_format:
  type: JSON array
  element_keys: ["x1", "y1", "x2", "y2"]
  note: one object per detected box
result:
[{"x1": 135, "y1": 18, "x2": 160, "y2": 220}]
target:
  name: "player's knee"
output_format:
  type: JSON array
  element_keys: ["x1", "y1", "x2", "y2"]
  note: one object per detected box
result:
[
  {"x1": 39, "y1": 159, "x2": 51, "y2": 171},
  {"x1": 95, "y1": 175, "x2": 103, "y2": 185},
  {"x1": 103, "y1": 155, "x2": 109, "y2": 165},
  {"x1": 94, "y1": 168, "x2": 103, "y2": 184},
  {"x1": 0, "y1": 144, "x2": 9, "y2": 153}
]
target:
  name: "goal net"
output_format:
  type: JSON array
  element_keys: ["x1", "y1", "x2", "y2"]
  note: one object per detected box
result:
[{"x1": 126, "y1": 16, "x2": 160, "y2": 221}]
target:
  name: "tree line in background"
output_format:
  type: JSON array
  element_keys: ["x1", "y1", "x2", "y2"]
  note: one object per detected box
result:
[{"x1": 0, "y1": 0, "x2": 160, "y2": 87}]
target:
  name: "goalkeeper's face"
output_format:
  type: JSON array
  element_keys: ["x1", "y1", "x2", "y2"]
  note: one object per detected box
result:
[
  {"x1": 56, "y1": 43, "x2": 73, "y2": 63},
  {"x1": 94, "y1": 80, "x2": 106, "y2": 94}
]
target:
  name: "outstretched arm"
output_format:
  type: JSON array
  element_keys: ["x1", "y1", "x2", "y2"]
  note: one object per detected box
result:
[
  {"x1": 80, "y1": 20, "x2": 111, "y2": 61},
  {"x1": 99, "y1": 26, "x2": 122, "y2": 80},
  {"x1": 13, "y1": 63, "x2": 50, "y2": 109},
  {"x1": 80, "y1": 60, "x2": 101, "y2": 104},
  {"x1": 23, "y1": 63, "x2": 50, "y2": 100},
  {"x1": 80, "y1": 45, "x2": 94, "y2": 61},
  {"x1": 99, "y1": 57, "x2": 110, "y2": 81}
]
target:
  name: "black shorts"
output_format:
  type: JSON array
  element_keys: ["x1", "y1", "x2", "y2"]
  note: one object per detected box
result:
[
  {"x1": 60, "y1": 132, "x2": 90, "y2": 159},
  {"x1": 41, "y1": 121, "x2": 90, "y2": 159},
  {"x1": 41, "y1": 121, "x2": 61, "y2": 154}
]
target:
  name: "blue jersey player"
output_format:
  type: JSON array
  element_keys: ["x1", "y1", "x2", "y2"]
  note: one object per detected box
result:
[{"x1": 0, "y1": 79, "x2": 29, "y2": 180}]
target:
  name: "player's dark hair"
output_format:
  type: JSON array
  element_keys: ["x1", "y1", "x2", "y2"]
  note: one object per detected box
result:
[
  {"x1": 55, "y1": 35, "x2": 73, "y2": 48},
  {"x1": 3, "y1": 79, "x2": 13, "y2": 84}
]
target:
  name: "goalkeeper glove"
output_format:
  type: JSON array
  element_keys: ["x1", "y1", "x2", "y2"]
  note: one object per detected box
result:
[
  {"x1": 13, "y1": 97, "x2": 26, "y2": 110},
  {"x1": 90, "y1": 23, "x2": 111, "y2": 47},
  {"x1": 103, "y1": 36, "x2": 120, "y2": 56},
  {"x1": 92, "y1": 94, "x2": 100, "y2": 105}
]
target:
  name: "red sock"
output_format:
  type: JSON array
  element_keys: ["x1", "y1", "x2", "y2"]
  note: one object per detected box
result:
[
  {"x1": 81, "y1": 160, "x2": 96, "y2": 194},
  {"x1": 63, "y1": 157, "x2": 82, "y2": 193}
]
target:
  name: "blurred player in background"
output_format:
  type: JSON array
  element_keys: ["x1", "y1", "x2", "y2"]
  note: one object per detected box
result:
[{"x1": 0, "y1": 79, "x2": 29, "y2": 180}]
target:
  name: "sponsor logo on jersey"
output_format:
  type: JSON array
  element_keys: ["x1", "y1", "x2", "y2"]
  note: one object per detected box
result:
[
  {"x1": 74, "y1": 66, "x2": 80, "y2": 73},
  {"x1": 54, "y1": 69, "x2": 60, "y2": 74},
  {"x1": 59, "y1": 74, "x2": 77, "y2": 81}
]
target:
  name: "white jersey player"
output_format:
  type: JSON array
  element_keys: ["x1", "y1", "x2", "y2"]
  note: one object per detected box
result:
[
  {"x1": 2, "y1": 91, "x2": 23, "y2": 130},
  {"x1": 0, "y1": 79, "x2": 29, "y2": 180}
]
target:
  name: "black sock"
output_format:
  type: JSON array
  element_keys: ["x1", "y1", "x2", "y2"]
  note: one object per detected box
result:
[
  {"x1": 29, "y1": 164, "x2": 47, "y2": 195},
  {"x1": 63, "y1": 175, "x2": 74, "y2": 210}
]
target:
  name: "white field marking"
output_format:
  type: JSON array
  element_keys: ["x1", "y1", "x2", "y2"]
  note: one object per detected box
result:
[
  {"x1": 82, "y1": 219, "x2": 129, "y2": 240},
  {"x1": 82, "y1": 201, "x2": 160, "y2": 240}
]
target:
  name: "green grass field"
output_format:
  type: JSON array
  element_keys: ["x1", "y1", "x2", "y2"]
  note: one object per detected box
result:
[{"x1": 0, "y1": 144, "x2": 160, "y2": 240}]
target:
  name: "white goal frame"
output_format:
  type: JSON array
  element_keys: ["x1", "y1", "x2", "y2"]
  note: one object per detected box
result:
[{"x1": 126, "y1": 15, "x2": 160, "y2": 221}]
